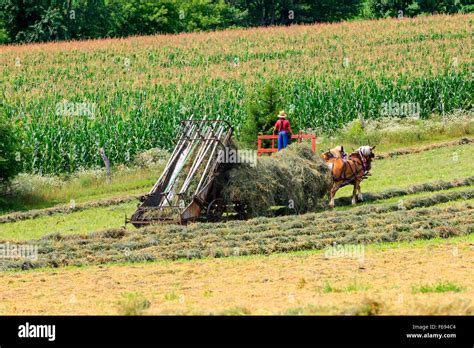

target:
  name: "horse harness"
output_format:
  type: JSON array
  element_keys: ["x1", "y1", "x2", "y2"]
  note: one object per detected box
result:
[{"x1": 332, "y1": 152, "x2": 370, "y2": 190}]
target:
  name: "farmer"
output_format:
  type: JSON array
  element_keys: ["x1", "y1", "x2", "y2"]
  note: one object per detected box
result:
[{"x1": 273, "y1": 110, "x2": 293, "y2": 151}]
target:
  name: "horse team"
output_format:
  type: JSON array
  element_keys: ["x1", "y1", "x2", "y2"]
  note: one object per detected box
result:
[{"x1": 320, "y1": 145, "x2": 376, "y2": 208}]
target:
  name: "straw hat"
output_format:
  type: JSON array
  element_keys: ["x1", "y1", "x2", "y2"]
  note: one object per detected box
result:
[{"x1": 278, "y1": 110, "x2": 286, "y2": 118}]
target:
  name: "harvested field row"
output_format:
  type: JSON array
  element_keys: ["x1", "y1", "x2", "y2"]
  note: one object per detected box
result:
[
  {"x1": 1, "y1": 237, "x2": 472, "y2": 315},
  {"x1": 334, "y1": 176, "x2": 473, "y2": 206},
  {"x1": 1, "y1": 191, "x2": 472, "y2": 271},
  {"x1": 375, "y1": 137, "x2": 473, "y2": 160},
  {"x1": 0, "y1": 194, "x2": 140, "y2": 224},
  {"x1": 285, "y1": 189, "x2": 474, "y2": 220},
  {"x1": 1, "y1": 170, "x2": 471, "y2": 225},
  {"x1": 1, "y1": 187, "x2": 469, "y2": 242}
]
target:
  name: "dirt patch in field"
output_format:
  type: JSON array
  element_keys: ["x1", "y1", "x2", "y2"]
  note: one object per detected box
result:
[{"x1": 0, "y1": 238, "x2": 472, "y2": 315}]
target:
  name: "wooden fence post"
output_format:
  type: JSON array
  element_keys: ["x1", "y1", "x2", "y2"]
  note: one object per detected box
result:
[{"x1": 99, "y1": 148, "x2": 111, "y2": 183}]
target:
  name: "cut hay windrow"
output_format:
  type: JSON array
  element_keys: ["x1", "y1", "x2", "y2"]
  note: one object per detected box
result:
[
  {"x1": 0, "y1": 195, "x2": 140, "y2": 224},
  {"x1": 334, "y1": 176, "x2": 474, "y2": 206},
  {"x1": 376, "y1": 138, "x2": 473, "y2": 160},
  {"x1": 313, "y1": 189, "x2": 473, "y2": 219},
  {"x1": 0, "y1": 175, "x2": 472, "y2": 225},
  {"x1": 1, "y1": 191, "x2": 472, "y2": 271}
]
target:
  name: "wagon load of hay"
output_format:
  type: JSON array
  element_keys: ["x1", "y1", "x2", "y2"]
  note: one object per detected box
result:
[{"x1": 217, "y1": 143, "x2": 332, "y2": 218}]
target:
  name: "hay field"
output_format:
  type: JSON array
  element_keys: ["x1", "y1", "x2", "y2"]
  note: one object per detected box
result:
[
  {"x1": 0, "y1": 14, "x2": 473, "y2": 315},
  {"x1": 0, "y1": 138, "x2": 473, "y2": 315},
  {"x1": 0, "y1": 236, "x2": 472, "y2": 315}
]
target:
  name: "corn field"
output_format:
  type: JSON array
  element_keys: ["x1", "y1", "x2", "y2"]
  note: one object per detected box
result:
[{"x1": 1, "y1": 14, "x2": 472, "y2": 174}]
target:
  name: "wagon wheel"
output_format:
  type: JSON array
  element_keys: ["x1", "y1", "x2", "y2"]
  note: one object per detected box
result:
[{"x1": 206, "y1": 198, "x2": 226, "y2": 221}]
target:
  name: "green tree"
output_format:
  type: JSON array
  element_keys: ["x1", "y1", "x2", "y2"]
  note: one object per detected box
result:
[
  {"x1": 117, "y1": 0, "x2": 182, "y2": 35},
  {"x1": 18, "y1": 6, "x2": 68, "y2": 42},
  {"x1": 68, "y1": 0, "x2": 113, "y2": 40},
  {"x1": 367, "y1": 0, "x2": 468, "y2": 18},
  {"x1": 241, "y1": 83, "x2": 284, "y2": 148},
  {"x1": 230, "y1": 0, "x2": 363, "y2": 25},
  {"x1": 0, "y1": 0, "x2": 48, "y2": 42},
  {"x1": 180, "y1": 0, "x2": 242, "y2": 32},
  {"x1": 309, "y1": 0, "x2": 364, "y2": 22},
  {"x1": 0, "y1": 26, "x2": 8, "y2": 44},
  {"x1": 0, "y1": 0, "x2": 120, "y2": 42}
]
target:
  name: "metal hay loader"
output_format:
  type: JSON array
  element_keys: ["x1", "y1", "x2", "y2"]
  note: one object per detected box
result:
[{"x1": 128, "y1": 117, "x2": 234, "y2": 226}]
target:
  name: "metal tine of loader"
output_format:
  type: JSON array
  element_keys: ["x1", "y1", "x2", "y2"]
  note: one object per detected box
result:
[
  {"x1": 180, "y1": 124, "x2": 222, "y2": 195},
  {"x1": 137, "y1": 116, "x2": 200, "y2": 215},
  {"x1": 178, "y1": 117, "x2": 215, "y2": 191},
  {"x1": 129, "y1": 119, "x2": 200, "y2": 226},
  {"x1": 163, "y1": 117, "x2": 212, "y2": 205},
  {"x1": 178, "y1": 116, "x2": 222, "y2": 195},
  {"x1": 163, "y1": 120, "x2": 202, "y2": 206},
  {"x1": 148, "y1": 115, "x2": 196, "y2": 195},
  {"x1": 194, "y1": 125, "x2": 225, "y2": 195}
]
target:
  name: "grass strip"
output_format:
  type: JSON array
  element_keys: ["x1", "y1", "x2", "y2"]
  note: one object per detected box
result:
[{"x1": 1, "y1": 191, "x2": 471, "y2": 271}]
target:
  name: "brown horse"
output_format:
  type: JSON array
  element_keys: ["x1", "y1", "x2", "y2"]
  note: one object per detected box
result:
[{"x1": 323, "y1": 145, "x2": 375, "y2": 208}]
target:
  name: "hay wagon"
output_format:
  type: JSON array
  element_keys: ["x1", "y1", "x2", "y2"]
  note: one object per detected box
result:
[
  {"x1": 257, "y1": 131, "x2": 316, "y2": 157},
  {"x1": 128, "y1": 118, "x2": 317, "y2": 226}
]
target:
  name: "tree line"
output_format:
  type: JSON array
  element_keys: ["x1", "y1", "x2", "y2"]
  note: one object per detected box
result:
[{"x1": 1, "y1": 0, "x2": 472, "y2": 44}]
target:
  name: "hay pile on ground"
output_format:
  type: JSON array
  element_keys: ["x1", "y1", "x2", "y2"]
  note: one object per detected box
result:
[{"x1": 217, "y1": 143, "x2": 332, "y2": 218}]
